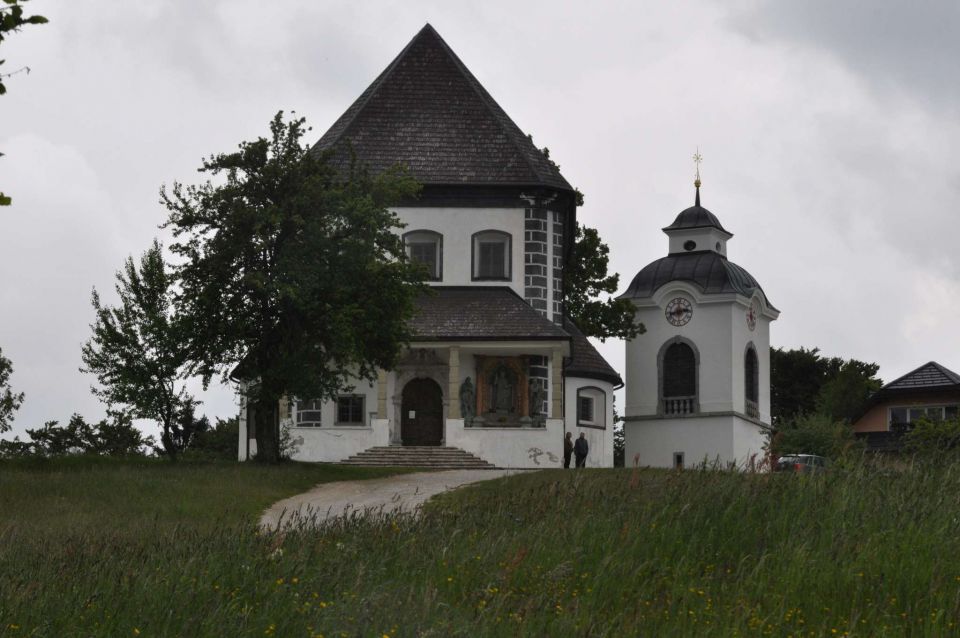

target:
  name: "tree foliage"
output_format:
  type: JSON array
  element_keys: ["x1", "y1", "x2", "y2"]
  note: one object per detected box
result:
[
  {"x1": 904, "y1": 417, "x2": 960, "y2": 455},
  {"x1": 0, "y1": 412, "x2": 154, "y2": 458},
  {"x1": 768, "y1": 412, "x2": 861, "y2": 459},
  {"x1": 0, "y1": 346, "x2": 24, "y2": 433},
  {"x1": 771, "y1": 346, "x2": 882, "y2": 425},
  {"x1": 81, "y1": 240, "x2": 197, "y2": 459},
  {"x1": 1, "y1": 0, "x2": 48, "y2": 205},
  {"x1": 565, "y1": 223, "x2": 645, "y2": 341},
  {"x1": 162, "y1": 111, "x2": 426, "y2": 462}
]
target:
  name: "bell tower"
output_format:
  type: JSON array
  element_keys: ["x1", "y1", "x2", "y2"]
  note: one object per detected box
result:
[{"x1": 619, "y1": 157, "x2": 779, "y2": 469}]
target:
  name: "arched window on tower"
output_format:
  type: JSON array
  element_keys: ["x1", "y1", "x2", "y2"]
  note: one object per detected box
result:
[
  {"x1": 745, "y1": 345, "x2": 759, "y2": 418},
  {"x1": 660, "y1": 340, "x2": 698, "y2": 416}
]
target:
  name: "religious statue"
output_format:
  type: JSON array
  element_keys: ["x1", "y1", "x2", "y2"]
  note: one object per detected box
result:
[
  {"x1": 529, "y1": 381, "x2": 547, "y2": 417},
  {"x1": 459, "y1": 377, "x2": 476, "y2": 421},
  {"x1": 490, "y1": 365, "x2": 515, "y2": 413}
]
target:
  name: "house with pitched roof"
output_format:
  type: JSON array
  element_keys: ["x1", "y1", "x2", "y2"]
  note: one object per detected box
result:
[
  {"x1": 237, "y1": 24, "x2": 621, "y2": 468},
  {"x1": 853, "y1": 361, "x2": 960, "y2": 445}
]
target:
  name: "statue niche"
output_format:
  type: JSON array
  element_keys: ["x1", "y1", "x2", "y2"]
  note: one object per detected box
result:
[{"x1": 473, "y1": 356, "x2": 529, "y2": 425}]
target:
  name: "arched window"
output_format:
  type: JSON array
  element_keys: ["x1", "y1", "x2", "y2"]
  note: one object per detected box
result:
[
  {"x1": 472, "y1": 230, "x2": 511, "y2": 280},
  {"x1": 660, "y1": 339, "x2": 698, "y2": 416},
  {"x1": 745, "y1": 345, "x2": 759, "y2": 417},
  {"x1": 403, "y1": 230, "x2": 442, "y2": 281}
]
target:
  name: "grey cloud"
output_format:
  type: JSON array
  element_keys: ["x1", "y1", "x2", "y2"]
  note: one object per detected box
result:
[{"x1": 729, "y1": 1, "x2": 960, "y2": 113}]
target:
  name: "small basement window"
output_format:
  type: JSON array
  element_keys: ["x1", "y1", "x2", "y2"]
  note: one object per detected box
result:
[
  {"x1": 472, "y1": 231, "x2": 511, "y2": 280},
  {"x1": 674, "y1": 452, "x2": 685, "y2": 469},
  {"x1": 336, "y1": 395, "x2": 366, "y2": 425},
  {"x1": 295, "y1": 399, "x2": 323, "y2": 427}
]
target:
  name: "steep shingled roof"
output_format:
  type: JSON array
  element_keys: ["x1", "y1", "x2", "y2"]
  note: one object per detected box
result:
[
  {"x1": 409, "y1": 287, "x2": 570, "y2": 341},
  {"x1": 311, "y1": 24, "x2": 572, "y2": 191},
  {"x1": 562, "y1": 319, "x2": 623, "y2": 386},
  {"x1": 884, "y1": 362, "x2": 960, "y2": 391}
]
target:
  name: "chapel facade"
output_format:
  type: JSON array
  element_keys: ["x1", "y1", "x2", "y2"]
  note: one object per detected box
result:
[
  {"x1": 237, "y1": 25, "x2": 621, "y2": 468},
  {"x1": 620, "y1": 185, "x2": 779, "y2": 469}
]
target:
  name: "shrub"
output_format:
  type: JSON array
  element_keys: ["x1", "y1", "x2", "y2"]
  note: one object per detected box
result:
[{"x1": 769, "y1": 412, "x2": 862, "y2": 459}]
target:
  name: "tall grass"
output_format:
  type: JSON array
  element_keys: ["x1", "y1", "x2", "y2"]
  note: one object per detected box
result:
[{"x1": 3, "y1": 456, "x2": 960, "y2": 636}]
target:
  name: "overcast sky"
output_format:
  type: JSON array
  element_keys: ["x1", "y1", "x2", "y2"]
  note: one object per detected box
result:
[{"x1": 2, "y1": 1, "x2": 959, "y2": 439}]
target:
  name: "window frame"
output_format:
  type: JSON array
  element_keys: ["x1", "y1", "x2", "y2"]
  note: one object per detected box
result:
[
  {"x1": 576, "y1": 386, "x2": 607, "y2": 429},
  {"x1": 471, "y1": 230, "x2": 512, "y2": 281},
  {"x1": 888, "y1": 404, "x2": 959, "y2": 430},
  {"x1": 744, "y1": 343, "x2": 759, "y2": 418},
  {"x1": 658, "y1": 337, "x2": 700, "y2": 416},
  {"x1": 403, "y1": 230, "x2": 443, "y2": 282},
  {"x1": 336, "y1": 394, "x2": 367, "y2": 426},
  {"x1": 294, "y1": 398, "x2": 323, "y2": 428}
]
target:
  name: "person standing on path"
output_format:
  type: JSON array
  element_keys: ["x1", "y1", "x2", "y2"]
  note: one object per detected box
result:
[
  {"x1": 574, "y1": 432, "x2": 589, "y2": 468},
  {"x1": 563, "y1": 432, "x2": 574, "y2": 468}
]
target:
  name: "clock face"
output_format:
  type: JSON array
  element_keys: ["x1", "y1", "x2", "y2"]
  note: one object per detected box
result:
[
  {"x1": 746, "y1": 300, "x2": 759, "y2": 331},
  {"x1": 665, "y1": 297, "x2": 693, "y2": 327}
]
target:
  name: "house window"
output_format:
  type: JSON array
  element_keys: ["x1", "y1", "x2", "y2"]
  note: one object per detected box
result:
[
  {"x1": 336, "y1": 395, "x2": 366, "y2": 425},
  {"x1": 404, "y1": 230, "x2": 442, "y2": 281},
  {"x1": 889, "y1": 404, "x2": 960, "y2": 429},
  {"x1": 472, "y1": 231, "x2": 511, "y2": 280},
  {"x1": 661, "y1": 340, "x2": 697, "y2": 416},
  {"x1": 295, "y1": 399, "x2": 323, "y2": 427},
  {"x1": 745, "y1": 345, "x2": 759, "y2": 417},
  {"x1": 576, "y1": 386, "x2": 607, "y2": 428}
]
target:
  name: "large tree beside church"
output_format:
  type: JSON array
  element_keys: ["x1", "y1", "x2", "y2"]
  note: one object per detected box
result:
[
  {"x1": 163, "y1": 112, "x2": 427, "y2": 462},
  {"x1": 564, "y1": 222, "x2": 644, "y2": 341}
]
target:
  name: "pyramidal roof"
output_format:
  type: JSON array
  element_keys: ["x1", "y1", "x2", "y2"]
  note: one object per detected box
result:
[
  {"x1": 312, "y1": 24, "x2": 572, "y2": 191},
  {"x1": 884, "y1": 361, "x2": 960, "y2": 391}
]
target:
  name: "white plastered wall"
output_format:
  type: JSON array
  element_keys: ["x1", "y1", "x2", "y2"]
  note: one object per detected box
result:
[
  {"x1": 564, "y1": 376, "x2": 615, "y2": 467},
  {"x1": 446, "y1": 417, "x2": 564, "y2": 468},
  {"x1": 393, "y1": 206, "x2": 527, "y2": 296}
]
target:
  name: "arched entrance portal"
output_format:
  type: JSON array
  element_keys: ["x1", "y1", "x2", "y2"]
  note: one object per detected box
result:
[{"x1": 401, "y1": 378, "x2": 443, "y2": 446}]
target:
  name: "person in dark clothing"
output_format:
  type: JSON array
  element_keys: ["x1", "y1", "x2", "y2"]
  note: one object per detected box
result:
[
  {"x1": 563, "y1": 432, "x2": 574, "y2": 468},
  {"x1": 574, "y1": 432, "x2": 589, "y2": 468}
]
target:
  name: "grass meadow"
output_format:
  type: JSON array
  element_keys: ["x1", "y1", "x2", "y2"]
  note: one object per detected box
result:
[{"x1": 3, "y1": 456, "x2": 960, "y2": 636}]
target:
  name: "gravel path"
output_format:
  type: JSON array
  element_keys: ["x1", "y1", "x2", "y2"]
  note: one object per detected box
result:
[{"x1": 260, "y1": 469, "x2": 523, "y2": 531}]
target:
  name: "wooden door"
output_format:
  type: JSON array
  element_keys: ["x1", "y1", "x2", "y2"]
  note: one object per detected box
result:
[{"x1": 401, "y1": 378, "x2": 443, "y2": 446}]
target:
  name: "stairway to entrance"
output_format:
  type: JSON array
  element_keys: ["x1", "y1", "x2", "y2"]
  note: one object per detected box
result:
[{"x1": 340, "y1": 446, "x2": 496, "y2": 469}]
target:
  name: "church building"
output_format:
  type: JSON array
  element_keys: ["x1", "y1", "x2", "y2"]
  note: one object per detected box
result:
[
  {"x1": 237, "y1": 24, "x2": 621, "y2": 468},
  {"x1": 620, "y1": 177, "x2": 779, "y2": 469}
]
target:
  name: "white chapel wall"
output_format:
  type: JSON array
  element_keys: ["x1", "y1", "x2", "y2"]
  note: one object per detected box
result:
[
  {"x1": 393, "y1": 206, "x2": 527, "y2": 297},
  {"x1": 564, "y1": 376, "x2": 615, "y2": 467}
]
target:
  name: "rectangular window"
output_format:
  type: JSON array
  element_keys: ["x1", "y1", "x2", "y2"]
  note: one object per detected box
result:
[
  {"x1": 472, "y1": 232, "x2": 511, "y2": 280},
  {"x1": 674, "y1": 452, "x2": 685, "y2": 470},
  {"x1": 578, "y1": 396, "x2": 594, "y2": 423},
  {"x1": 296, "y1": 399, "x2": 323, "y2": 427},
  {"x1": 408, "y1": 242, "x2": 439, "y2": 280},
  {"x1": 888, "y1": 405, "x2": 960, "y2": 429},
  {"x1": 336, "y1": 395, "x2": 365, "y2": 425},
  {"x1": 478, "y1": 242, "x2": 505, "y2": 278}
]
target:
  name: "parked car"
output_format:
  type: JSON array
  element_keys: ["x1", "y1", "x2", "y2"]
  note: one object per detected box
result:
[{"x1": 774, "y1": 454, "x2": 830, "y2": 473}]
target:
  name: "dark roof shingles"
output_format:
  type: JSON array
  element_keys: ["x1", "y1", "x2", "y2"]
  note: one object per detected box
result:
[
  {"x1": 410, "y1": 287, "x2": 569, "y2": 341},
  {"x1": 562, "y1": 319, "x2": 623, "y2": 386},
  {"x1": 884, "y1": 361, "x2": 960, "y2": 390},
  {"x1": 313, "y1": 24, "x2": 571, "y2": 190}
]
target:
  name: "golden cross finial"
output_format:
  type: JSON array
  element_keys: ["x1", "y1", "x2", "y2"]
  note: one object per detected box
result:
[{"x1": 693, "y1": 148, "x2": 703, "y2": 189}]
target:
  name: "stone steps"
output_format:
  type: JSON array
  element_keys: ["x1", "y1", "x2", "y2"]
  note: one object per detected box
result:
[{"x1": 341, "y1": 446, "x2": 497, "y2": 469}]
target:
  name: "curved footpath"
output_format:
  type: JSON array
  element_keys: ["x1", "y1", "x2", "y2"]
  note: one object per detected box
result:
[{"x1": 260, "y1": 469, "x2": 523, "y2": 531}]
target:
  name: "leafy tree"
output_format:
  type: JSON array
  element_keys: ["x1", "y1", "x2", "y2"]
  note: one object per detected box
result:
[
  {"x1": 768, "y1": 412, "x2": 861, "y2": 459},
  {"x1": 771, "y1": 347, "x2": 882, "y2": 425},
  {"x1": 81, "y1": 240, "x2": 197, "y2": 460},
  {"x1": 904, "y1": 417, "x2": 960, "y2": 455},
  {"x1": 185, "y1": 415, "x2": 239, "y2": 460},
  {"x1": 162, "y1": 111, "x2": 426, "y2": 462},
  {"x1": 1, "y1": 0, "x2": 48, "y2": 206},
  {"x1": 533, "y1": 142, "x2": 643, "y2": 341},
  {"x1": 1, "y1": 412, "x2": 154, "y2": 457},
  {"x1": 565, "y1": 224, "x2": 645, "y2": 341},
  {"x1": 0, "y1": 346, "x2": 24, "y2": 432}
]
